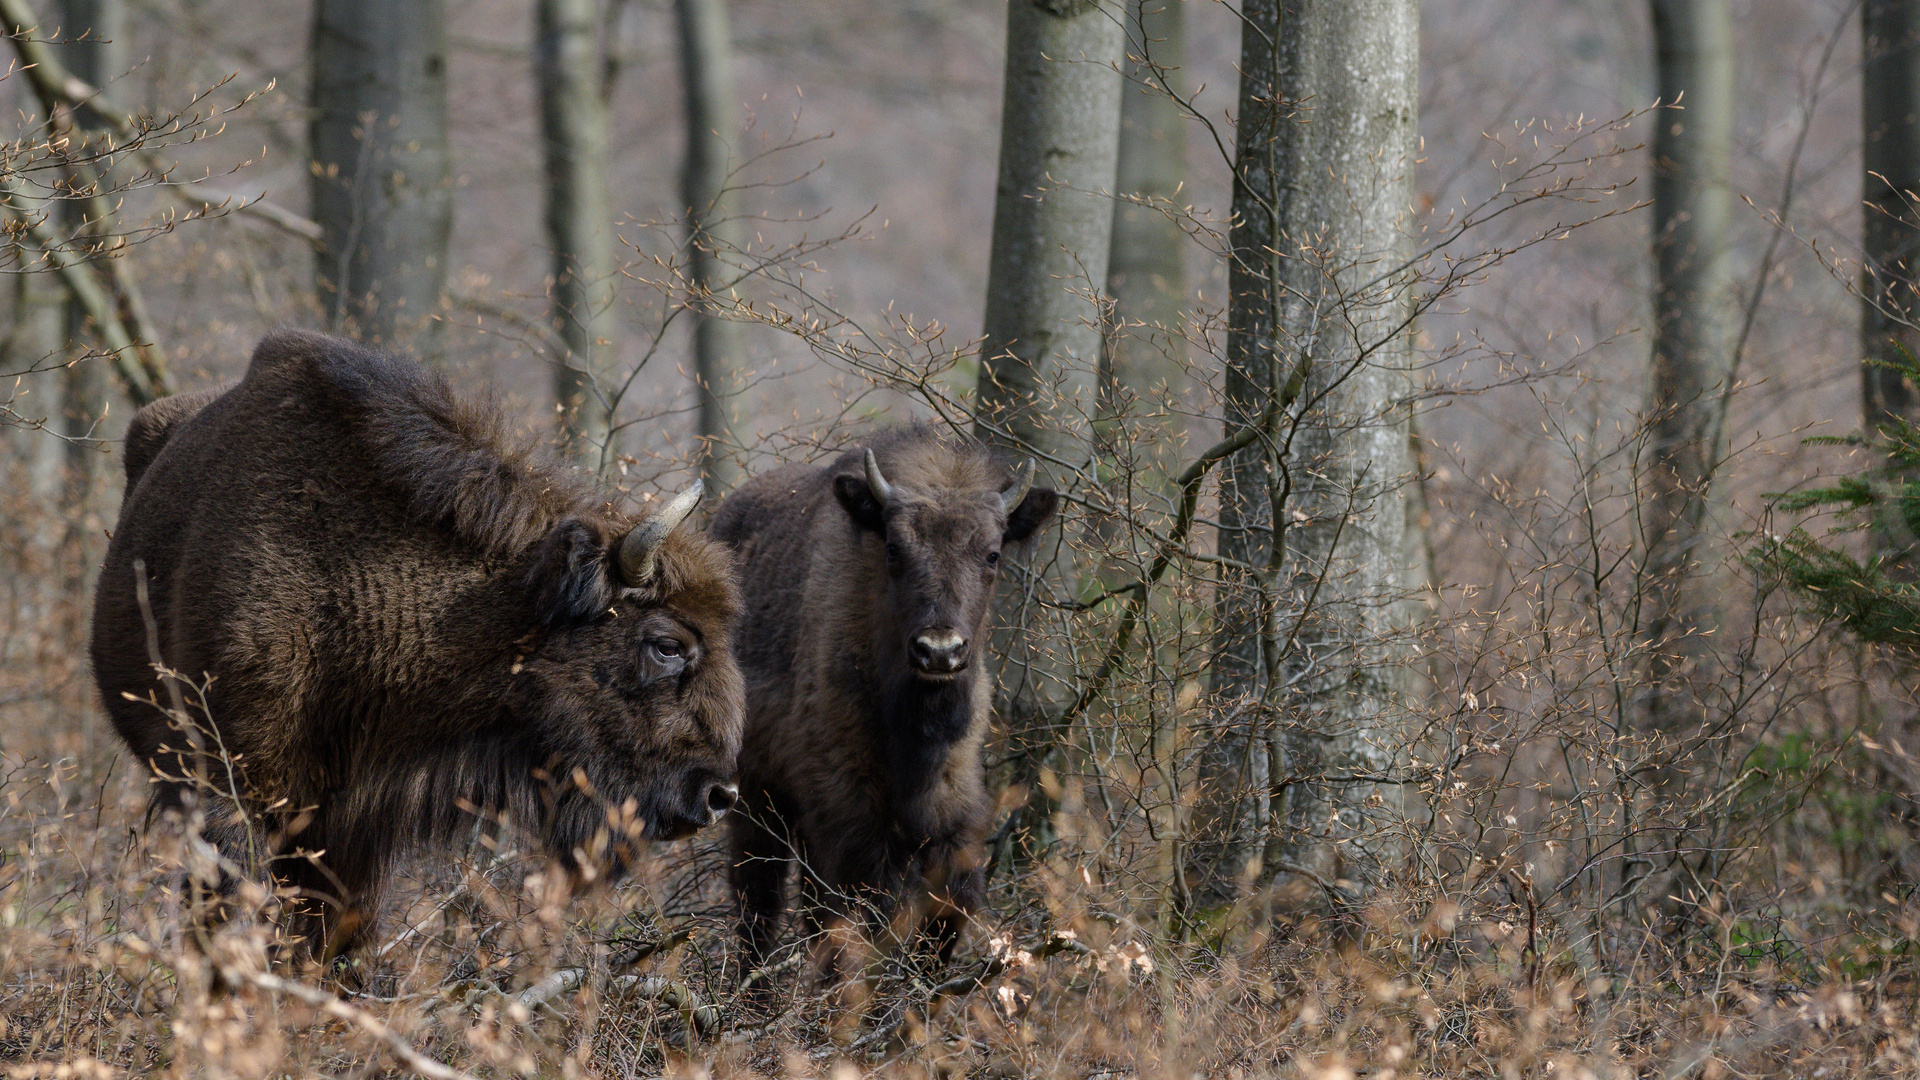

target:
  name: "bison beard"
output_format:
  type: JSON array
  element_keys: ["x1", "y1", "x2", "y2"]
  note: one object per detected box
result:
[
  {"x1": 90, "y1": 330, "x2": 744, "y2": 962},
  {"x1": 711, "y1": 424, "x2": 1058, "y2": 990}
]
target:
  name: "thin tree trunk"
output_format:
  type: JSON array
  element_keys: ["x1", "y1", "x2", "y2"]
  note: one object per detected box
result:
[
  {"x1": 1204, "y1": 0, "x2": 1419, "y2": 909},
  {"x1": 1102, "y1": 0, "x2": 1187, "y2": 471},
  {"x1": 1104, "y1": 0, "x2": 1189, "y2": 926},
  {"x1": 976, "y1": 0, "x2": 1124, "y2": 835},
  {"x1": 309, "y1": 0, "x2": 452, "y2": 354},
  {"x1": 59, "y1": 0, "x2": 118, "y2": 459},
  {"x1": 14, "y1": 256, "x2": 68, "y2": 502},
  {"x1": 1641, "y1": 0, "x2": 1733, "y2": 734},
  {"x1": 538, "y1": 0, "x2": 617, "y2": 469},
  {"x1": 675, "y1": 0, "x2": 742, "y2": 492},
  {"x1": 56, "y1": 0, "x2": 119, "y2": 610},
  {"x1": 1865, "y1": 0, "x2": 1920, "y2": 562}
]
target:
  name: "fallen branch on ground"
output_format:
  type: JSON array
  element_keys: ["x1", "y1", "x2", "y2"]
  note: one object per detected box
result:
[{"x1": 238, "y1": 969, "x2": 480, "y2": 1080}]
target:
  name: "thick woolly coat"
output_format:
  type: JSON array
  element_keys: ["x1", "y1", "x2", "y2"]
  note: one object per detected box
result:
[
  {"x1": 91, "y1": 330, "x2": 743, "y2": 953},
  {"x1": 710, "y1": 426, "x2": 1056, "y2": 966}
]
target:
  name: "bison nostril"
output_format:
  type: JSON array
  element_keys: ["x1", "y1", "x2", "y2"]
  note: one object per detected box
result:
[{"x1": 706, "y1": 782, "x2": 739, "y2": 817}]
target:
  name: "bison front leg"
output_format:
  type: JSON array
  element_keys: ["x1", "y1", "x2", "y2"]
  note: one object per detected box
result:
[
  {"x1": 920, "y1": 844, "x2": 986, "y2": 965},
  {"x1": 728, "y1": 803, "x2": 794, "y2": 983},
  {"x1": 274, "y1": 810, "x2": 392, "y2": 976},
  {"x1": 805, "y1": 880, "x2": 894, "y2": 1040}
]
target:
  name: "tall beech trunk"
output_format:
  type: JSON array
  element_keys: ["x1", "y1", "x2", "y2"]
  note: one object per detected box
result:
[
  {"x1": 976, "y1": 0, "x2": 1124, "y2": 827},
  {"x1": 1203, "y1": 0, "x2": 1418, "y2": 907},
  {"x1": 675, "y1": 0, "x2": 743, "y2": 492},
  {"x1": 309, "y1": 0, "x2": 452, "y2": 353},
  {"x1": 538, "y1": 0, "x2": 617, "y2": 468},
  {"x1": 1865, "y1": 0, "x2": 1920, "y2": 565},
  {"x1": 1641, "y1": 0, "x2": 1733, "y2": 732},
  {"x1": 1102, "y1": 0, "x2": 1187, "y2": 471}
]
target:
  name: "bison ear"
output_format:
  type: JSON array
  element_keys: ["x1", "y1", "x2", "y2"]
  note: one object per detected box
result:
[
  {"x1": 833, "y1": 474, "x2": 885, "y2": 533},
  {"x1": 1002, "y1": 487, "x2": 1059, "y2": 543},
  {"x1": 526, "y1": 518, "x2": 616, "y2": 627}
]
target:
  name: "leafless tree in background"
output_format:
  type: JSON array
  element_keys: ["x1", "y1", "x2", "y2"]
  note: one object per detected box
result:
[
  {"x1": 1638, "y1": 0, "x2": 1733, "y2": 799},
  {"x1": 309, "y1": 0, "x2": 452, "y2": 353},
  {"x1": 975, "y1": 0, "x2": 1123, "y2": 845},
  {"x1": 52, "y1": 0, "x2": 118, "y2": 534},
  {"x1": 675, "y1": 0, "x2": 743, "y2": 491},
  {"x1": 537, "y1": 0, "x2": 617, "y2": 468},
  {"x1": 1203, "y1": 0, "x2": 1419, "y2": 908},
  {"x1": 1864, "y1": 0, "x2": 1920, "y2": 561},
  {"x1": 1102, "y1": 0, "x2": 1187, "y2": 472}
]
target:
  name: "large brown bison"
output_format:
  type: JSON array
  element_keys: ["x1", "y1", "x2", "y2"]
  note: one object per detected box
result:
[
  {"x1": 91, "y1": 330, "x2": 744, "y2": 959},
  {"x1": 709, "y1": 425, "x2": 1057, "y2": 982}
]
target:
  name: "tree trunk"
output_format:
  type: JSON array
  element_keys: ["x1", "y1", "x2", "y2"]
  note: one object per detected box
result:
[
  {"x1": 976, "y1": 0, "x2": 1124, "y2": 829},
  {"x1": 1203, "y1": 0, "x2": 1419, "y2": 909},
  {"x1": 1641, "y1": 0, "x2": 1733, "y2": 732},
  {"x1": 538, "y1": 0, "x2": 617, "y2": 469},
  {"x1": 674, "y1": 0, "x2": 742, "y2": 492},
  {"x1": 57, "y1": 0, "x2": 120, "y2": 601},
  {"x1": 1102, "y1": 0, "x2": 1187, "y2": 472},
  {"x1": 309, "y1": 0, "x2": 452, "y2": 354},
  {"x1": 1865, "y1": 0, "x2": 1920, "y2": 563}
]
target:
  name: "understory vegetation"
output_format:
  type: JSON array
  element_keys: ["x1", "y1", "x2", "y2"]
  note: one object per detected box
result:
[{"x1": 6, "y1": 0, "x2": 1920, "y2": 1077}]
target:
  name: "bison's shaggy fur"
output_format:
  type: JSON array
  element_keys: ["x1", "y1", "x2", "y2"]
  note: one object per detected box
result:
[
  {"x1": 710, "y1": 425, "x2": 1057, "y2": 983},
  {"x1": 91, "y1": 330, "x2": 744, "y2": 959}
]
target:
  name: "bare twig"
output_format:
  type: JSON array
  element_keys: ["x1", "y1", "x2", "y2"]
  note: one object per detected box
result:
[{"x1": 1, "y1": 0, "x2": 323, "y2": 244}]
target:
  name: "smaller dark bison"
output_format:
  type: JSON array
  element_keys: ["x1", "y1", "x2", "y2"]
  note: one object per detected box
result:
[
  {"x1": 710, "y1": 425, "x2": 1058, "y2": 984},
  {"x1": 91, "y1": 330, "x2": 744, "y2": 959}
]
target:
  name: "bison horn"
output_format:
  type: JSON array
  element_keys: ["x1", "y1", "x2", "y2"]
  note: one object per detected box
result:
[
  {"x1": 617, "y1": 480, "x2": 704, "y2": 586},
  {"x1": 863, "y1": 449, "x2": 894, "y2": 509},
  {"x1": 1000, "y1": 458, "x2": 1034, "y2": 516}
]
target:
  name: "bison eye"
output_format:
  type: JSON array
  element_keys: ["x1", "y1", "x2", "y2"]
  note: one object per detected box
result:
[
  {"x1": 884, "y1": 542, "x2": 901, "y2": 561},
  {"x1": 986, "y1": 550, "x2": 1000, "y2": 566},
  {"x1": 651, "y1": 639, "x2": 683, "y2": 660}
]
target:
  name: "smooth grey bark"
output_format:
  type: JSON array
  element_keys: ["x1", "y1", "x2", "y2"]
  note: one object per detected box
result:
[
  {"x1": 57, "y1": 0, "x2": 119, "y2": 520},
  {"x1": 1641, "y1": 0, "x2": 1733, "y2": 733},
  {"x1": 1864, "y1": 0, "x2": 1920, "y2": 556},
  {"x1": 675, "y1": 0, "x2": 743, "y2": 492},
  {"x1": 1102, "y1": 0, "x2": 1187, "y2": 470},
  {"x1": 1204, "y1": 0, "x2": 1418, "y2": 907},
  {"x1": 309, "y1": 0, "x2": 452, "y2": 353},
  {"x1": 976, "y1": 0, "x2": 1124, "y2": 804},
  {"x1": 50, "y1": 0, "x2": 120, "y2": 613},
  {"x1": 538, "y1": 0, "x2": 617, "y2": 469}
]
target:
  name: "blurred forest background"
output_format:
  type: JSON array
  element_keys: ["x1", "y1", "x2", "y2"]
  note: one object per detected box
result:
[{"x1": 7, "y1": 0, "x2": 1920, "y2": 1076}]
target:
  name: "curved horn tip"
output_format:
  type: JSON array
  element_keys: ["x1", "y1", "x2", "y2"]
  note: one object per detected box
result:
[
  {"x1": 1001, "y1": 458, "x2": 1035, "y2": 512},
  {"x1": 662, "y1": 478, "x2": 704, "y2": 518},
  {"x1": 863, "y1": 448, "x2": 894, "y2": 506},
  {"x1": 617, "y1": 479, "x2": 706, "y2": 586}
]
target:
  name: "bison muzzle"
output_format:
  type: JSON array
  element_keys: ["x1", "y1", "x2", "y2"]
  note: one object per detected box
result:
[{"x1": 90, "y1": 330, "x2": 745, "y2": 960}]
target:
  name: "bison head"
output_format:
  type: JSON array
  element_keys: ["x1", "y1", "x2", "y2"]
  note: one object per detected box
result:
[
  {"x1": 832, "y1": 446, "x2": 1058, "y2": 696},
  {"x1": 514, "y1": 482, "x2": 745, "y2": 847}
]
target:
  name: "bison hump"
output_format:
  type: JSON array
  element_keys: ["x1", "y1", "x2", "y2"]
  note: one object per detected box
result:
[{"x1": 121, "y1": 386, "x2": 227, "y2": 493}]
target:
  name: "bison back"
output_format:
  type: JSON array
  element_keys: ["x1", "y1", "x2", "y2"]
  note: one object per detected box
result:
[{"x1": 90, "y1": 330, "x2": 491, "y2": 799}]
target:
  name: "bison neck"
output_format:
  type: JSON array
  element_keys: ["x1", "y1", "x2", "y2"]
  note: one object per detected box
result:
[{"x1": 876, "y1": 673, "x2": 975, "y2": 803}]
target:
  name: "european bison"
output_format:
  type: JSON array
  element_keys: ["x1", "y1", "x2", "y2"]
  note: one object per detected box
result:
[
  {"x1": 709, "y1": 425, "x2": 1058, "y2": 983},
  {"x1": 91, "y1": 330, "x2": 744, "y2": 959}
]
